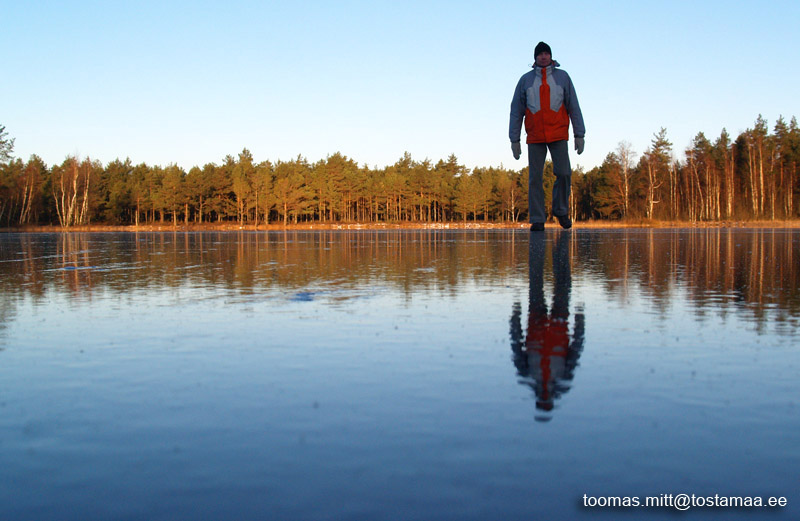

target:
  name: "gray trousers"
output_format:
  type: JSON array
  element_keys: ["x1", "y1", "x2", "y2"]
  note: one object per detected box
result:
[{"x1": 528, "y1": 140, "x2": 571, "y2": 223}]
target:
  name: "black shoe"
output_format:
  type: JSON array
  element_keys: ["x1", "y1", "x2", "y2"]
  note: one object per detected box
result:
[
  {"x1": 530, "y1": 223, "x2": 545, "y2": 231},
  {"x1": 554, "y1": 214, "x2": 572, "y2": 229}
]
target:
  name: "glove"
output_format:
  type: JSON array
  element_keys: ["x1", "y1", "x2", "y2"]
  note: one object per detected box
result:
[
  {"x1": 511, "y1": 141, "x2": 521, "y2": 160},
  {"x1": 574, "y1": 137, "x2": 585, "y2": 155}
]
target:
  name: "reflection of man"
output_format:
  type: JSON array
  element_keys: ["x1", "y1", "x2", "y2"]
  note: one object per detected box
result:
[
  {"x1": 509, "y1": 231, "x2": 584, "y2": 420},
  {"x1": 509, "y1": 41, "x2": 585, "y2": 231}
]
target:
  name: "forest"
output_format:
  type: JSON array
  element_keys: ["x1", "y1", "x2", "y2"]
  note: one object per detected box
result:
[{"x1": 0, "y1": 115, "x2": 798, "y2": 227}]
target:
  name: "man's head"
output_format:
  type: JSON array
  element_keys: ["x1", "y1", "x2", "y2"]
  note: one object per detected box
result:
[{"x1": 534, "y1": 41, "x2": 552, "y2": 67}]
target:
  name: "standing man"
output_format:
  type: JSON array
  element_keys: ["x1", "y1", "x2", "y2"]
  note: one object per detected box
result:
[{"x1": 509, "y1": 41, "x2": 585, "y2": 231}]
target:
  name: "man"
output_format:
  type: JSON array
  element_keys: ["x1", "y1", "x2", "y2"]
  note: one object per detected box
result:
[{"x1": 509, "y1": 41, "x2": 585, "y2": 231}]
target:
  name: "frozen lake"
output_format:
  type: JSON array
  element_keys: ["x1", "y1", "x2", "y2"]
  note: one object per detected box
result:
[{"x1": 1, "y1": 229, "x2": 798, "y2": 520}]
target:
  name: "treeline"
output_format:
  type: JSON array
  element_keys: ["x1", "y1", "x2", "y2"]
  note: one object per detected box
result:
[
  {"x1": 578, "y1": 116, "x2": 799, "y2": 222},
  {"x1": 0, "y1": 115, "x2": 798, "y2": 227}
]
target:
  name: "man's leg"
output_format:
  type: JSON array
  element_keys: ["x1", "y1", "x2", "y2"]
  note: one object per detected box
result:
[
  {"x1": 548, "y1": 140, "x2": 572, "y2": 218},
  {"x1": 528, "y1": 143, "x2": 548, "y2": 224}
]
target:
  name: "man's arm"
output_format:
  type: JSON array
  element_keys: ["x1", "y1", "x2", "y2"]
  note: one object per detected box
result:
[
  {"x1": 562, "y1": 73, "x2": 585, "y2": 139},
  {"x1": 509, "y1": 76, "x2": 526, "y2": 144}
]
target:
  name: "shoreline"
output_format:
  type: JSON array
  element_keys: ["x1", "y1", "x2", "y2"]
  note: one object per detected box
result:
[{"x1": 3, "y1": 220, "x2": 800, "y2": 232}]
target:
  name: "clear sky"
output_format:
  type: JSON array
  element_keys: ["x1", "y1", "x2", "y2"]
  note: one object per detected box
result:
[{"x1": 3, "y1": 0, "x2": 799, "y2": 172}]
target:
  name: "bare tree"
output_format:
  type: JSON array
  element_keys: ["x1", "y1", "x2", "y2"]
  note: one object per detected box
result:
[
  {"x1": 616, "y1": 141, "x2": 636, "y2": 218},
  {"x1": 52, "y1": 157, "x2": 93, "y2": 227}
]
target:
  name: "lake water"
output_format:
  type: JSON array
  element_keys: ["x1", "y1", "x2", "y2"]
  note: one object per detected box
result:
[{"x1": 1, "y1": 229, "x2": 798, "y2": 520}]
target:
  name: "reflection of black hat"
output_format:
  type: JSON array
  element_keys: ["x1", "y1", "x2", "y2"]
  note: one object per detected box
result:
[{"x1": 534, "y1": 41, "x2": 552, "y2": 57}]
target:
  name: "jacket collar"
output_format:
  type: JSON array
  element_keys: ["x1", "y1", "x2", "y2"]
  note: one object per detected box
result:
[{"x1": 532, "y1": 59, "x2": 560, "y2": 73}]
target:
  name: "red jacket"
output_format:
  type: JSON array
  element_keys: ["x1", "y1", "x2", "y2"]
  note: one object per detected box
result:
[{"x1": 509, "y1": 62, "x2": 585, "y2": 144}]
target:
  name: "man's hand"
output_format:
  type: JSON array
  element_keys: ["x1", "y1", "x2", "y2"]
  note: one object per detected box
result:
[
  {"x1": 574, "y1": 137, "x2": 585, "y2": 155},
  {"x1": 511, "y1": 141, "x2": 521, "y2": 160}
]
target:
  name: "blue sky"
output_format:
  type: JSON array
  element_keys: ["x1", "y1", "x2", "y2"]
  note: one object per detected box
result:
[{"x1": 3, "y1": 0, "x2": 799, "y2": 172}]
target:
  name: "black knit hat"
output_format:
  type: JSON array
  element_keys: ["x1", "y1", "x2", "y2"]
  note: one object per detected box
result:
[{"x1": 534, "y1": 41, "x2": 552, "y2": 57}]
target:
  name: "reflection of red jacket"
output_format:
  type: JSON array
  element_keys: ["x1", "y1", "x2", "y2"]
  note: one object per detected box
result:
[{"x1": 524, "y1": 315, "x2": 569, "y2": 400}]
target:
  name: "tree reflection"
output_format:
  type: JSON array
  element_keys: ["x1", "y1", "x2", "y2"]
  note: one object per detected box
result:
[
  {"x1": 0, "y1": 229, "x2": 798, "y2": 333},
  {"x1": 510, "y1": 232, "x2": 585, "y2": 421}
]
